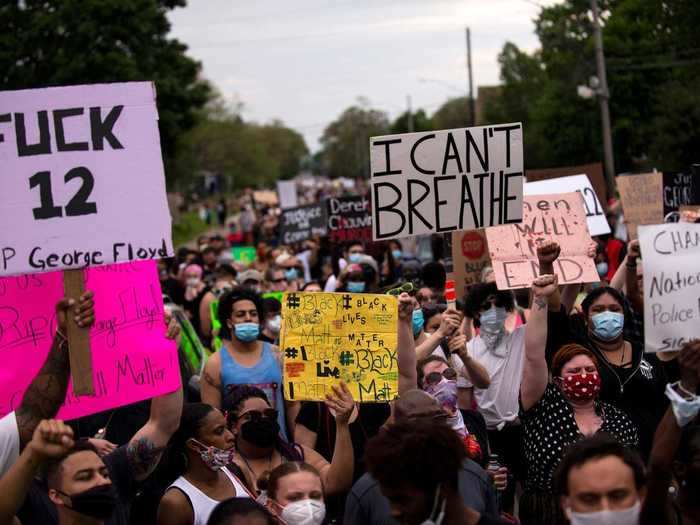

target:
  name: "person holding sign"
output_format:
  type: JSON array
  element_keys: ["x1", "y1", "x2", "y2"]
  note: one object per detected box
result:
[
  {"x1": 542, "y1": 241, "x2": 667, "y2": 460},
  {"x1": 519, "y1": 274, "x2": 638, "y2": 525},
  {"x1": 200, "y1": 288, "x2": 292, "y2": 440}
]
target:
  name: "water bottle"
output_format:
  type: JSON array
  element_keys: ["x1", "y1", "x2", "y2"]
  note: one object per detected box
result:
[{"x1": 487, "y1": 453, "x2": 503, "y2": 491}]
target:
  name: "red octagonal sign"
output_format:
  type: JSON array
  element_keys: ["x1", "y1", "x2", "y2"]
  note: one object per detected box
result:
[{"x1": 461, "y1": 230, "x2": 485, "y2": 260}]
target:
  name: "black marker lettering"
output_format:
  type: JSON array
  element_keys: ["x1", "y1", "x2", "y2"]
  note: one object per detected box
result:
[
  {"x1": 373, "y1": 182, "x2": 406, "y2": 239},
  {"x1": 410, "y1": 133, "x2": 436, "y2": 175},
  {"x1": 407, "y1": 179, "x2": 432, "y2": 234},
  {"x1": 15, "y1": 111, "x2": 51, "y2": 156},
  {"x1": 465, "y1": 128, "x2": 489, "y2": 172},
  {"x1": 90, "y1": 105, "x2": 124, "y2": 150},
  {"x1": 441, "y1": 132, "x2": 463, "y2": 175},
  {"x1": 372, "y1": 138, "x2": 402, "y2": 176},
  {"x1": 434, "y1": 176, "x2": 457, "y2": 232}
]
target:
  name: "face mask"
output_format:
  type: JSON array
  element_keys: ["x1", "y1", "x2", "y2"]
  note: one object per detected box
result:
[
  {"x1": 665, "y1": 382, "x2": 700, "y2": 427},
  {"x1": 347, "y1": 281, "x2": 366, "y2": 293},
  {"x1": 159, "y1": 268, "x2": 168, "y2": 280},
  {"x1": 241, "y1": 418, "x2": 280, "y2": 448},
  {"x1": 285, "y1": 268, "x2": 299, "y2": 281},
  {"x1": 590, "y1": 311, "x2": 624, "y2": 341},
  {"x1": 558, "y1": 372, "x2": 601, "y2": 402},
  {"x1": 234, "y1": 322, "x2": 260, "y2": 343},
  {"x1": 596, "y1": 262, "x2": 609, "y2": 277},
  {"x1": 412, "y1": 309, "x2": 425, "y2": 336},
  {"x1": 189, "y1": 439, "x2": 236, "y2": 470},
  {"x1": 58, "y1": 484, "x2": 118, "y2": 520},
  {"x1": 281, "y1": 499, "x2": 326, "y2": 525},
  {"x1": 424, "y1": 378, "x2": 459, "y2": 415},
  {"x1": 392, "y1": 249, "x2": 403, "y2": 260},
  {"x1": 267, "y1": 315, "x2": 281, "y2": 335},
  {"x1": 186, "y1": 277, "x2": 200, "y2": 287},
  {"x1": 348, "y1": 253, "x2": 362, "y2": 264},
  {"x1": 567, "y1": 500, "x2": 640, "y2": 525},
  {"x1": 479, "y1": 306, "x2": 508, "y2": 333}
]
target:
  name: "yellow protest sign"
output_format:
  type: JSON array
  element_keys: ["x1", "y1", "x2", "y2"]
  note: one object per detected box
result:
[{"x1": 281, "y1": 292, "x2": 398, "y2": 402}]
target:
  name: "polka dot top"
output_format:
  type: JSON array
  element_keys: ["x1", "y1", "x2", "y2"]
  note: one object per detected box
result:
[{"x1": 520, "y1": 383, "x2": 639, "y2": 493}]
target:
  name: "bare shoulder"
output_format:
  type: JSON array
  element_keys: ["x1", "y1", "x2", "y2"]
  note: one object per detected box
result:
[{"x1": 158, "y1": 487, "x2": 194, "y2": 524}]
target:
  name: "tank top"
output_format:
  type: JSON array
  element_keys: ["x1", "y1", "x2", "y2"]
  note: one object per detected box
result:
[
  {"x1": 167, "y1": 467, "x2": 251, "y2": 525},
  {"x1": 220, "y1": 341, "x2": 288, "y2": 439}
]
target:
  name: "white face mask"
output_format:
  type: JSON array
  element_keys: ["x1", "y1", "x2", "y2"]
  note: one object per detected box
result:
[
  {"x1": 186, "y1": 277, "x2": 200, "y2": 287},
  {"x1": 567, "y1": 500, "x2": 640, "y2": 525},
  {"x1": 267, "y1": 315, "x2": 281, "y2": 335},
  {"x1": 281, "y1": 499, "x2": 326, "y2": 525}
]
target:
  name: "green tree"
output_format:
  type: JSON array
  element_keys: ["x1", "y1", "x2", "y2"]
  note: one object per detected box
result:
[
  {"x1": 390, "y1": 109, "x2": 433, "y2": 134},
  {"x1": 319, "y1": 101, "x2": 389, "y2": 178},
  {"x1": 431, "y1": 97, "x2": 472, "y2": 130},
  {"x1": 253, "y1": 121, "x2": 309, "y2": 180},
  {"x1": 0, "y1": 0, "x2": 211, "y2": 182}
]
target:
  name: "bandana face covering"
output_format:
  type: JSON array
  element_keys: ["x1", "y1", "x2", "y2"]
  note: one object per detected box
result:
[
  {"x1": 558, "y1": 372, "x2": 601, "y2": 402},
  {"x1": 189, "y1": 439, "x2": 236, "y2": 470},
  {"x1": 479, "y1": 306, "x2": 507, "y2": 352}
]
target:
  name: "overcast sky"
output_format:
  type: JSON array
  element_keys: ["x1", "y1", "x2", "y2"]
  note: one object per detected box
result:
[{"x1": 168, "y1": 0, "x2": 557, "y2": 152}]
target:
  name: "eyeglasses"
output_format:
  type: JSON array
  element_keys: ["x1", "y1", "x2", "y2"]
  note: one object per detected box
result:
[
  {"x1": 386, "y1": 282, "x2": 415, "y2": 296},
  {"x1": 239, "y1": 408, "x2": 278, "y2": 423},
  {"x1": 271, "y1": 277, "x2": 287, "y2": 283},
  {"x1": 424, "y1": 368, "x2": 457, "y2": 386}
]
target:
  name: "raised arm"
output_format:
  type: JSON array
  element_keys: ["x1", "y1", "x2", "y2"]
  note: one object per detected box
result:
[
  {"x1": 396, "y1": 293, "x2": 418, "y2": 394},
  {"x1": 641, "y1": 341, "x2": 700, "y2": 525},
  {"x1": 304, "y1": 382, "x2": 354, "y2": 496},
  {"x1": 200, "y1": 353, "x2": 223, "y2": 409},
  {"x1": 536, "y1": 241, "x2": 562, "y2": 312},
  {"x1": 125, "y1": 318, "x2": 184, "y2": 482},
  {"x1": 198, "y1": 291, "x2": 215, "y2": 340},
  {"x1": 16, "y1": 292, "x2": 94, "y2": 448},
  {"x1": 623, "y1": 240, "x2": 644, "y2": 314},
  {"x1": 0, "y1": 420, "x2": 74, "y2": 525},
  {"x1": 521, "y1": 275, "x2": 558, "y2": 411},
  {"x1": 447, "y1": 334, "x2": 491, "y2": 389},
  {"x1": 415, "y1": 309, "x2": 461, "y2": 360}
]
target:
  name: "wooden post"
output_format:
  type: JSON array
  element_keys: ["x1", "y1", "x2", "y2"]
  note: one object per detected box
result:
[{"x1": 63, "y1": 269, "x2": 94, "y2": 395}]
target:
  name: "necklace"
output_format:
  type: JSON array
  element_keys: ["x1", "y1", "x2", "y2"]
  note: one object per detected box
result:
[{"x1": 239, "y1": 450, "x2": 274, "y2": 491}]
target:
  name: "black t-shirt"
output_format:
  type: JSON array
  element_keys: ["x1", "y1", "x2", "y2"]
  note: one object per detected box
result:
[{"x1": 18, "y1": 445, "x2": 138, "y2": 525}]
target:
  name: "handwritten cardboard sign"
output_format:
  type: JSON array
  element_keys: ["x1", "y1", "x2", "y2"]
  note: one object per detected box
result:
[
  {"x1": 0, "y1": 82, "x2": 173, "y2": 276},
  {"x1": 526, "y1": 163, "x2": 608, "y2": 212},
  {"x1": 277, "y1": 180, "x2": 298, "y2": 210},
  {"x1": 0, "y1": 260, "x2": 180, "y2": 420},
  {"x1": 617, "y1": 172, "x2": 663, "y2": 239},
  {"x1": 327, "y1": 195, "x2": 372, "y2": 244},
  {"x1": 279, "y1": 203, "x2": 328, "y2": 244},
  {"x1": 525, "y1": 174, "x2": 610, "y2": 236},
  {"x1": 486, "y1": 192, "x2": 598, "y2": 289},
  {"x1": 369, "y1": 123, "x2": 524, "y2": 240},
  {"x1": 638, "y1": 223, "x2": 700, "y2": 353},
  {"x1": 451, "y1": 229, "x2": 491, "y2": 298},
  {"x1": 280, "y1": 292, "x2": 398, "y2": 402}
]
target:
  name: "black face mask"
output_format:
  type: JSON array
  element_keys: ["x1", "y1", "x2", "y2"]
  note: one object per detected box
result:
[
  {"x1": 241, "y1": 418, "x2": 280, "y2": 448},
  {"x1": 59, "y1": 483, "x2": 118, "y2": 520}
]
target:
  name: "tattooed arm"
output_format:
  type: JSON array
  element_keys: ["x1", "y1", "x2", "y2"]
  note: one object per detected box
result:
[
  {"x1": 521, "y1": 275, "x2": 558, "y2": 411},
  {"x1": 15, "y1": 292, "x2": 95, "y2": 449}
]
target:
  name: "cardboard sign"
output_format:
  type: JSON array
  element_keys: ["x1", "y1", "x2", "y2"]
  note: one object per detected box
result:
[
  {"x1": 0, "y1": 82, "x2": 173, "y2": 276},
  {"x1": 281, "y1": 292, "x2": 398, "y2": 402},
  {"x1": 327, "y1": 195, "x2": 372, "y2": 244},
  {"x1": 617, "y1": 172, "x2": 664, "y2": 239},
  {"x1": 525, "y1": 174, "x2": 610, "y2": 236},
  {"x1": 232, "y1": 246, "x2": 257, "y2": 266},
  {"x1": 452, "y1": 229, "x2": 491, "y2": 299},
  {"x1": 0, "y1": 260, "x2": 180, "y2": 420},
  {"x1": 277, "y1": 180, "x2": 298, "y2": 210},
  {"x1": 526, "y1": 163, "x2": 608, "y2": 211},
  {"x1": 663, "y1": 171, "x2": 700, "y2": 221},
  {"x1": 442, "y1": 233, "x2": 454, "y2": 274},
  {"x1": 279, "y1": 203, "x2": 328, "y2": 244},
  {"x1": 638, "y1": 223, "x2": 700, "y2": 353},
  {"x1": 486, "y1": 193, "x2": 598, "y2": 289},
  {"x1": 369, "y1": 123, "x2": 524, "y2": 240}
]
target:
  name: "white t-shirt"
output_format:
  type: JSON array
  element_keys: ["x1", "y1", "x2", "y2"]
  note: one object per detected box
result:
[
  {"x1": 0, "y1": 412, "x2": 20, "y2": 478},
  {"x1": 463, "y1": 326, "x2": 526, "y2": 430}
]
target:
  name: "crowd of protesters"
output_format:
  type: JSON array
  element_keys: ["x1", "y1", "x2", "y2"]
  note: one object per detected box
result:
[{"x1": 0, "y1": 187, "x2": 699, "y2": 525}]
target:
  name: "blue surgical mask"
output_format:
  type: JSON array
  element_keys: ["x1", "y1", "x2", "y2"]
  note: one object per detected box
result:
[
  {"x1": 348, "y1": 253, "x2": 362, "y2": 264},
  {"x1": 590, "y1": 311, "x2": 624, "y2": 341},
  {"x1": 347, "y1": 281, "x2": 366, "y2": 293},
  {"x1": 392, "y1": 249, "x2": 403, "y2": 260},
  {"x1": 412, "y1": 309, "x2": 425, "y2": 336},
  {"x1": 234, "y1": 322, "x2": 260, "y2": 342},
  {"x1": 285, "y1": 268, "x2": 299, "y2": 281},
  {"x1": 479, "y1": 306, "x2": 508, "y2": 333},
  {"x1": 596, "y1": 262, "x2": 609, "y2": 277}
]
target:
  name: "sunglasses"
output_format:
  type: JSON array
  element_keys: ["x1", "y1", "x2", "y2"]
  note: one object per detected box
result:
[
  {"x1": 271, "y1": 277, "x2": 287, "y2": 283},
  {"x1": 239, "y1": 408, "x2": 278, "y2": 423},
  {"x1": 424, "y1": 368, "x2": 457, "y2": 386},
  {"x1": 386, "y1": 282, "x2": 415, "y2": 296}
]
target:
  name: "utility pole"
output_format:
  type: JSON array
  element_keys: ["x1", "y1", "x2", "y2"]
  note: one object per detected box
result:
[
  {"x1": 406, "y1": 94, "x2": 414, "y2": 132},
  {"x1": 466, "y1": 27, "x2": 475, "y2": 126},
  {"x1": 590, "y1": 0, "x2": 616, "y2": 199}
]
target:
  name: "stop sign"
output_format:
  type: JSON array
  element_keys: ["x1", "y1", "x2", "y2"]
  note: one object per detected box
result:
[{"x1": 461, "y1": 230, "x2": 485, "y2": 260}]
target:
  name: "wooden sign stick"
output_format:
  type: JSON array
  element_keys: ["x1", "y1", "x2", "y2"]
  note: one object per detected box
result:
[{"x1": 63, "y1": 269, "x2": 94, "y2": 395}]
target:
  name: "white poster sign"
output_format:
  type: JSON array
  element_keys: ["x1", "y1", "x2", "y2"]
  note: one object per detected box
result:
[
  {"x1": 638, "y1": 223, "x2": 700, "y2": 353},
  {"x1": 369, "y1": 123, "x2": 524, "y2": 241},
  {"x1": 277, "y1": 180, "x2": 298, "y2": 210},
  {"x1": 524, "y1": 174, "x2": 610, "y2": 236}
]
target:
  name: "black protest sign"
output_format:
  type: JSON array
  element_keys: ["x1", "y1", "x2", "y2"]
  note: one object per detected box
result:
[
  {"x1": 279, "y1": 203, "x2": 328, "y2": 244},
  {"x1": 369, "y1": 123, "x2": 524, "y2": 241},
  {"x1": 327, "y1": 195, "x2": 372, "y2": 244},
  {"x1": 663, "y1": 170, "x2": 700, "y2": 221}
]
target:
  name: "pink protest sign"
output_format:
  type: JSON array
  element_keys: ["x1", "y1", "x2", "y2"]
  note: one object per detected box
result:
[
  {"x1": 485, "y1": 192, "x2": 599, "y2": 289},
  {"x1": 0, "y1": 260, "x2": 180, "y2": 420},
  {"x1": 0, "y1": 82, "x2": 173, "y2": 276}
]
